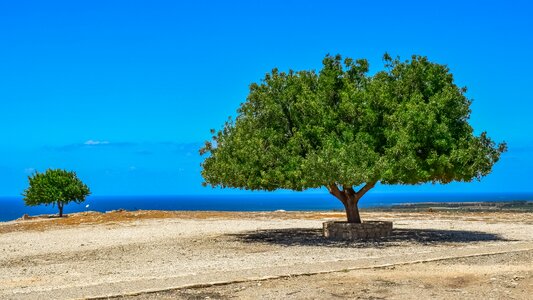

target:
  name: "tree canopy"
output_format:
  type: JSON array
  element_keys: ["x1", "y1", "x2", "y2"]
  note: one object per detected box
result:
[
  {"x1": 23, "y1": 169, "x2": 91, "y2": 217},
  {"x1": 200, "y1": 54, "x2": 506, "y2": 222}
]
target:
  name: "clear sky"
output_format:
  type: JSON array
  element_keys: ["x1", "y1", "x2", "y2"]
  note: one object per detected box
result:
[{"x1": 1, "y1": 0, "x2": 532, "y2": 196}]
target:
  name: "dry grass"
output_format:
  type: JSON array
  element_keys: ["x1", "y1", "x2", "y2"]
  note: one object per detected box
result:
[
  {"x1": 0, "y1": 210, "x2": 248, "y2": 234},
  {"x1": 1, "y1": 209, "x2": 532, "y2": 235},
  {"x1": 0, "y1": 210, "x2": 325, "y2": 234}
]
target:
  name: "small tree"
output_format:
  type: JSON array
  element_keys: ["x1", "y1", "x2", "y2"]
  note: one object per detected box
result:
[
  {"x1": 200, "y1": 54, "x2": 506, "y2": 223},
  {"x1": 23, "y1": 169, "x2": 91, "y2": 217}
]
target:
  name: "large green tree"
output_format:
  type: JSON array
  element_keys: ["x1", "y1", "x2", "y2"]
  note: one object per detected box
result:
[
  {"x1": 23, "y1": 169, "x2": 91, "y2": 217},
  {"x1": 200, "y1": 54, "x2": 506, "y2": 223}
]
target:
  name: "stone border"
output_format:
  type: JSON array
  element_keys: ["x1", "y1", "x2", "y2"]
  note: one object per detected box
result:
[{"x1": 323, "y1": 221, "x2": 393, "y2": 240}]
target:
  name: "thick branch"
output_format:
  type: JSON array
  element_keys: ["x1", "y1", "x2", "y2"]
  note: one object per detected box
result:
[
  {"x1": 343, "y1": 185, "x2": 356, "y2": 199},
  {"x1": 327, "y1": 184, "x2": 346, "y2": 204},
  {"x1": 355, "y1": 181, "x2": 377, "y2": 198}
]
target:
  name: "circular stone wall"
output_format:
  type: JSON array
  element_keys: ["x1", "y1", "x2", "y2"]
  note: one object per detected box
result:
[{"x1": 323, "y1": 221, "x2": 393, "y2": 240}]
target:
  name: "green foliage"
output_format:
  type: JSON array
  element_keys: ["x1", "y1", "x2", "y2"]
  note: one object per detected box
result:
[
  {"x1": 200, "y1": 54, "x2": 506, "y2": 191},
  {"x1": 23, "y1": 169, "x2": 91, "y2": 210}
]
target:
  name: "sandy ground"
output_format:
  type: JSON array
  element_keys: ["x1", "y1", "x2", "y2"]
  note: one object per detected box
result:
[
  {"x1": 0, "y1": 210, "x2": 532, "y2": 299},
  {"x1": 124, "y1": 250, "x2": 533, "y2": 300}
]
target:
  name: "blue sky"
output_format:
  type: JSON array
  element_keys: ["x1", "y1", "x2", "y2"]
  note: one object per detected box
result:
[{"x1": 1, "y1": 0, "x2": 532, "y2": 196}]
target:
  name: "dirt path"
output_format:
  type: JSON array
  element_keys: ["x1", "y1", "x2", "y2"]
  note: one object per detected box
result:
[
  {"x1": 1, "y1": 211, "x2": 532, "y2": 299},
  {"x1": 124, "y1": 250, "x2": 532, "y2": 300}
]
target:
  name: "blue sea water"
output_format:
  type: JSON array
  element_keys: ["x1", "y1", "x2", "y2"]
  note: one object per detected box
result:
[{"x1": 1, "y1": 192, "x2": 532, "y2": 222}]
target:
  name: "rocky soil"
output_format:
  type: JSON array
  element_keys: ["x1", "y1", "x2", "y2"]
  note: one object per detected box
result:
[
  {"x1": 123, "y1": 250, "x2": 532, "y2": 300},
  {"x1": 1, "y1": 210, "x2": 532, "y2": 299}
]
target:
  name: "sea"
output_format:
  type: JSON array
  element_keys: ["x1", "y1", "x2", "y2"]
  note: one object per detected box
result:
[{"x1": 1, "y1": 192, "x2": 532, "y2": 222}]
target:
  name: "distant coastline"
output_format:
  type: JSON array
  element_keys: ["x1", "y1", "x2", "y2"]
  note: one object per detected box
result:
[{"x1": 369, "y1": 200, "x2": 533, "y2": 212}]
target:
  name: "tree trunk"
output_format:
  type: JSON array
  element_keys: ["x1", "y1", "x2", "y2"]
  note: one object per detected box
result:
[
  {"x1": 343, "y1": 196, "x2": 362, "y2": 223},
  {"x1": 58, "y1": 201, "x2": 64, "y2": 217},
  {"x1": 328, "y1": 182, "x2": 376, "y2": 224}
]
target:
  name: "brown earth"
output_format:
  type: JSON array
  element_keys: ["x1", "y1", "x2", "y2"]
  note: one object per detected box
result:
[
  {"x1": 120, "y1": 250, "x2": 532, "y2": 300},
  {"x1": 1, "y1": 210, "x2": 532, "y2": 299},
  {"x1": 3, "y1": 210, "x2": 531, "y2": 234}
]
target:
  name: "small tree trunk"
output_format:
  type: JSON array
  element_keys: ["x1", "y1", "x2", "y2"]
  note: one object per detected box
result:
[{"x1": 58, "y1": 201, "x2": 64, "y2": 217}]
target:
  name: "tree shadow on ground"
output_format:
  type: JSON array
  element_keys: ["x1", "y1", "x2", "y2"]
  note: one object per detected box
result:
[{"x1": 231, "y1": 228, "x2": 508, "y2": 248}]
